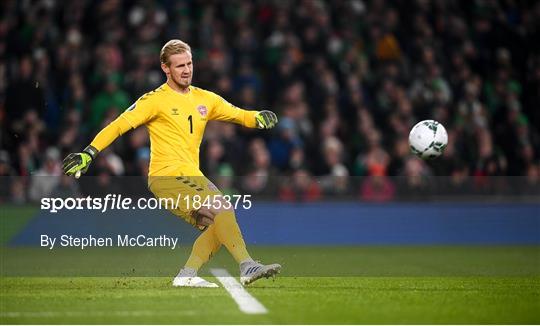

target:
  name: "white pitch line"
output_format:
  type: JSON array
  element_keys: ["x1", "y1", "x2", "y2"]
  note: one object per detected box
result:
[{"x1": 210, "y1": 268, "x2": 268, "y2": 315}]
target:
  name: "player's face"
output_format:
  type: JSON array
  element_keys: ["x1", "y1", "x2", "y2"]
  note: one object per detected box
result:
[{"x1": 162, "y1": 52, "x2": 193, "y2": 90}]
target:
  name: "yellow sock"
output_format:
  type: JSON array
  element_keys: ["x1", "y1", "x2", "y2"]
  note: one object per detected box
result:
[
  {"x1": 213, "y1": 210, "x2": 251, "y2": 263},
  {"x1": 184, "y1": 225, "x2": 221, "y2": 270}
]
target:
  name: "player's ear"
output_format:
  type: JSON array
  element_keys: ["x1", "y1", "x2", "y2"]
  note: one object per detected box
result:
[{"x1": 161, "y1": 63, "x2": 170, "y2": 75}]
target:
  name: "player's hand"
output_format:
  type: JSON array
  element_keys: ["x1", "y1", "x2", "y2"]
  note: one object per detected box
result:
[
  {"x1": 62, "y1": 146, "x2": 98, "y2": 179},
  {"x1": 255, "y1": 110, "x2": 278, "y2": 129}
]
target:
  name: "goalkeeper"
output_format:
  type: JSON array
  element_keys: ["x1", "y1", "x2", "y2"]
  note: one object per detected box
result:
[{"x1": 62, "y1": 39, "x2": 280, "y2": 287}]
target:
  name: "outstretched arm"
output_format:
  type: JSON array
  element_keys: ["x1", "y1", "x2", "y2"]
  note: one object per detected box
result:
[
  {"x1": 63, "y1": 96, "x2": 156, "y2": 178},
  {"x1": 209, "y1": 93, "x2": 278, "y2": 129},
  {"x1": 89, "y1": 116, "x2": 133, "y2": 152},
  {"x1": 62, "y1": 116, "x2": 133, "y2": 178}
]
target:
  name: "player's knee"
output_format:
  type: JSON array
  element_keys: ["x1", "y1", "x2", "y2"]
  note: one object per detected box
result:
[
  {"x1": 193, "y1": 207, "x2": 216, "y2": 227},
  {"x1": 212, "y1": 206, "x2": 237, "y2": 225}
]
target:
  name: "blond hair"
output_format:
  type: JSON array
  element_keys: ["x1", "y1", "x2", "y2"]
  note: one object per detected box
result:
[{"x1": 160, "y1": 39, "x2": 191, "y2": 65}]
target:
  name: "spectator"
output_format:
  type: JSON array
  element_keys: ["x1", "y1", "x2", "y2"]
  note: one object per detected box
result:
[
  {"x1": 278, "y1": 169, "x2": 322, "y2": 202},
  {"x1": 29, "y1": 147, "x2": 62, "y2": 201},
  {"x1": 2, "y1": 0, "x2": 539, "y2": 202},
  {"x1": 360, "y1": 165, "x2": 396, "y2": 202},
  {"x1": 242, "y1": 140, "x2": 278, "y2": 196},
  {"x1": 51, "y1": 174, "x2": 82, "y2": 199},
  {"x1": 215, "y1": 164, "x2": 238, "y2": 196},
  {"x1": 4, "y1": 56, "x2": 45, "y2": 125},
  {"x1": 0, "y1": 151, "x2": 15, "y2": 202},
  {"x1": 88, "y1": 76, "x2": 130, "y2": 131}
]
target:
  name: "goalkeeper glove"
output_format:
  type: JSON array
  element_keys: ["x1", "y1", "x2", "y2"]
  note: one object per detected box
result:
[
  {"x1": 62, "y1": 145, "x2": 98, "y2": 179},
  {"x1": 255, "y1": 110, "x2": 278, "y2": 129}
]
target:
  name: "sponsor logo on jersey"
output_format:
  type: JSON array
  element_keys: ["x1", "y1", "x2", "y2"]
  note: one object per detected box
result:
[{"x1": 197, "y1": 105, "x2": 208, "y2": 117}]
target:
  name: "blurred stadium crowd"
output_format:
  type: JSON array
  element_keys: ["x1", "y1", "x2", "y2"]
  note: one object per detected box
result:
[{"x1": 1, "y1": 0, "x2": 539, "y2": 202}]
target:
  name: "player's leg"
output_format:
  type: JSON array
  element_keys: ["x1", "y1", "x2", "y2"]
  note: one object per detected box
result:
[
  {"x1": 150, "y1": 174, "x2": 280, "y2": 286},
  {"x1": 182, "y1": 204, "x2": 251, "y2": 265},
  {"x1": 212, "y1": 207, "x2": 251, "y2": 263},
  {"x1": 184, "y1": 224, "x2": 221, "y2": 271},
  {"x1": 172, "y1": 204, "x2": 253, "y2": 287},
  {"x1": 203, "y1": 204, "x2": 282, "y2": 285},
  {"x1": 148, "y1": 176, "x2": 220, "y2": 287},
  {"x1": 173, "y1": 224, "x2": 222, "y2": 288}
]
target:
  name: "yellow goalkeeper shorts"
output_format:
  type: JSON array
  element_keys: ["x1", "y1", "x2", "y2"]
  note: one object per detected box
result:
[{"x1": 148, "y1": 166, "x2": 222, "y2": 230}]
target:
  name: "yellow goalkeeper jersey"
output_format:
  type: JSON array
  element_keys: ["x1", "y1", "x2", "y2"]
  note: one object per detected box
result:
[{"x1": 90, "y1": 83, "x2": 258, "y2": 176}]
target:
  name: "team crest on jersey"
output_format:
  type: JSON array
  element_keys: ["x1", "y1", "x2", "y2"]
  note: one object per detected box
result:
[
  {"x1": 197, "y1": 105, "x2": 208, "y2": 117},
  {"x1": 171, "y1": 108, "x2": 179, "y2": 115}
]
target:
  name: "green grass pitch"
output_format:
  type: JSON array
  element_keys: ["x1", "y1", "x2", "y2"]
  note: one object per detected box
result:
[
  {"x1": 1, "y1": 205, "x2": 539, "y2": 323},
  {"x1": 1, "y1": 246, "x2": 539, "y2": 324}
]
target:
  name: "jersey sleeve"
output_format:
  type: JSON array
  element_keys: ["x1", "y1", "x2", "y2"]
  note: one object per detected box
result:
[
  {"x1": 89, "y1": 115, "x2": 133, "y2": 151},
  {"x1": 120, "y1": 95, "x2": 157, "y2": 129},
  {"x1": 90, "y1": 95, "x2": 156, "y2": 151},
  {"x1": 207, "y1": 92, "x2": 258, "y2": 128}
]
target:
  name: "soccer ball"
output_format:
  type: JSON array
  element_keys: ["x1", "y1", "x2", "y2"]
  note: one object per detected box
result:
[{"x1": 408, "y1": 120, "x2": 448, "y2": 159}]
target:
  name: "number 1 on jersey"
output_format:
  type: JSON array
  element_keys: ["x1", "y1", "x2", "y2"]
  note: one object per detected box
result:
[{"x1": 188, "y1": 115, "x2": 193, "y2": 134}]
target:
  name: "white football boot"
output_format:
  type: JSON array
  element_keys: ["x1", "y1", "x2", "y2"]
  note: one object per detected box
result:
[
  {"x1": 240, "y1": 260, "x2": 281, "y2": 286},
  {"x1": 172, "y1": 268, "x2": 219, "y2": 288}
]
